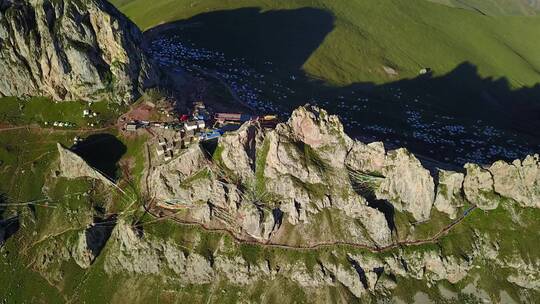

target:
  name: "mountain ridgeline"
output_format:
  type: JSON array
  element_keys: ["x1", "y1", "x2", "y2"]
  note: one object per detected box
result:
[
  {"x1": 0, "y1": 0, "x2": 540, "y2": 303},
  {"x1": 42, "y1": 105, "x2": 540, "y2": 302},
  {"x1": 0, "y1": 0, "x2": 158, "y2": 104}
]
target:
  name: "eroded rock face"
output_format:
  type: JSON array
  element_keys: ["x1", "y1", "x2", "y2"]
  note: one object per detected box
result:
[
  {"x1": 287, "y1": 105, "x2": 344, "y2": 149},
  {"x1": 147, "y1": 144, "x2": 209, "y2": 202},
  {"x1": 376, "y1": 148, "x2": 435, "y2": 221},
  {"x1": 57, "y1": 143, "x2": 113, "y2": 186},
  {"x1": 53, "y1": 104, "x2": 540, "y2": 251},
  {"x1": 0, "y1": 0, "x2": 158, "y2": 103},
  {"x1": 101, "y1": 221, "x2": 382, "y2": 298},
  {"x1": 217, "y1": 123, "x2": 262, "y2": 182},
  {"x1": 463, "y1": 164, "x2": 500, "y2": 210},
  {"x1": 489, "y1": 155, "x2": 540, "y2": 208},
  {"x1": 142, "y1": 105, "x2": 540, "y2": 250},
  {"x1": 238, "y1": 203, "x2": 275, "y2": 240},
  {"x1": 434, "y1": 170, "x2": 465, "y2": 219},
  {"x1": 144, "y1": 105, "x2": 393, "y2": 247},
  {"x1": 345, "y1": 141, "x2": 386, "y2": 174},
  {"x1": 45, "y1": 105, "x2": 540, "y2": 299}
]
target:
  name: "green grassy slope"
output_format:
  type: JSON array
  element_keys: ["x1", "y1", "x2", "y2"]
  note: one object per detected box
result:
[
  {"x1": 428, "y1": 0, "x2": 540, "y2": 15},
  {"x1": 112, "y1": 0, "x2": 540, "y2": 88}
]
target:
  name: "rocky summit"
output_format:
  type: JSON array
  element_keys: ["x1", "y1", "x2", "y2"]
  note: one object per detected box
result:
[
  {"x1": 146, "y1": 105, "x2": 394, "y2": 247},
  {"x1": 0, "y1": 0, "x2": 158, "y2": 103}
]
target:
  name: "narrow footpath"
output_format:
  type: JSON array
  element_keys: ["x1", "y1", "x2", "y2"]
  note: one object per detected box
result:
[{"x1": 144, "y1": 203, "x2": 478, "y2": 254}]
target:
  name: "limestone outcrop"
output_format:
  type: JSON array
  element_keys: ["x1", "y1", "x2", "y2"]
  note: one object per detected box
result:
[
  {"x1": 349, "y1": 250, "x2": 472, "y2": 286},
  {"x1": 27, "y1": 104, "x2": 540, "y2": 301},
  {"x1": 57, "y1": 143, "x2": 113, "y2": 186},
  {"x1": 463, "y1": 164, "x2": 500, "y2": 210},
  {"x1": 217, "y1": 122, "x2": 261, "y2": 182},
  {"x1": 102, "y1": 222, "x2": 477, "y2": 299},
  {"x1": 489, "y1": 155, "x2": 540, "y2": 208},
  {"x1": 144, "y1": 105, "x2": 540, "y2": 249},
  {"x1": 0, "y1": 0, "x2": 158, "y2": 103},
  {"x1": 100, "y1": 221, "x2": 380, "y2": 298},
  {"x1": 434, "y1": 170, "x2": 465, "y2": 219},
  {"x1": 376, "y1": 148, "x2": 435, "y2": 221},
  {"x1": 146, "y1": 105, "x2": 394, "y2": 247},
  {"x1": 345, "y1": 141, "x2": 386, "y2": 174}
]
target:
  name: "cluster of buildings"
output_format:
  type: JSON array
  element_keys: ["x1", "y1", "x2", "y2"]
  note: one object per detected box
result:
[
  {"x1": 156, "y1": 137, "x2": 181, "y2": 162},
  {"x1": 125, "y1": 101, "x2": 279, "y2": 163}
]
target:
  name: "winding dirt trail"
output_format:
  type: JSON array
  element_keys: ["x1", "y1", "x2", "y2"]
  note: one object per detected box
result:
[{"x1": 144, "y1": 204, "x2": 477, "y2": 253}]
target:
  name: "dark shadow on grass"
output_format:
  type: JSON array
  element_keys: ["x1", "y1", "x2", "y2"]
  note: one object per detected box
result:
[
  {"x1": 0, "y1": 193, "x2": 6, "y2": 219},
  {"x1": 71, "y1": 134, "x2": 127, "y2": 181},
  {"x1": 85, "y1": 215, "x2": 117, "y2": 261},
  {"x1": 385, "y1": 63, "x2": 540, "y2": 137},
  {"x1": 145, "y1": 7, "x2": 335, "y2": 70},
  {"x1": 0, "y1": 193, "x2": 19, "y2": 246},
  {"x1": 144, "y1": 8, "x2": 540, "y2": 166}
]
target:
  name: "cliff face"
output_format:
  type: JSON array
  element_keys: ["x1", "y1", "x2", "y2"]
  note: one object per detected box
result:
[
  {"x1": 0, "y1": 0, "x2": 158, "y2": 103},
  {"x1": 147, "y1": 106, "x2": 396, "y2": 248},
  {"x1": 147, "y1": 105, "x2": 540, "y2": 247}
]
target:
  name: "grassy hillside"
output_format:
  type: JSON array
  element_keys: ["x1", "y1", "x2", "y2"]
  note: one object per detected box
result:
[
  {"x1": 112, "y1": 0, "x2": 540, "y2": 88},
  {"x1": 428, "y1": 0, "x2": 540, "y2": 15}
]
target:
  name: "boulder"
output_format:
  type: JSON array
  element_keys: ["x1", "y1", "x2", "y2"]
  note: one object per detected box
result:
[
  {"x1": 345, "y1": 141, "x2": 386, "y2": 174},
  {"x1": 238, "y1": 203, "x2": 275, "y2": 240},
  {"x1": 0, "y1": 0, "x2": 158, "y2": 103}
]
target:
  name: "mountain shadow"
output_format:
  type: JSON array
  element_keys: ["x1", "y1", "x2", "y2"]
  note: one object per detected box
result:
[
  {"x1": 145, "y1": 7, "x2": 335, "y2": 70},
  {"x1": 144, "y1": 8, "x2": 540, "y2": 166},
  {"x1": 71, "y1": 134, "x2": 127, "y2": 180},
  {"x1": 331, "y1": 62, "x2": 540, "y2": 165},
  {"x1": 85, "y1": 215, "x2": 117, "y2": 261},
  {"x1": 0, "y1": 193, "x2": 19, "y2": 246},
  {"x1": 384, "y1": 63, "x2": 540, "y2": 136}
]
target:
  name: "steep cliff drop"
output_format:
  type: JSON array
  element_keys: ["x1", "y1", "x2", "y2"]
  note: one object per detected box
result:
[{"x1": 0, "y1": 0, "x2": 158, "y2": 103}]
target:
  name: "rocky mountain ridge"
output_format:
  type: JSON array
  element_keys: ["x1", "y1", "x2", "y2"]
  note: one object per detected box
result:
[
  {"x1": 138, "y1": 106, "x2": 540, "y2": 244},
  {"x1": 0, "y1": 0, "x2": 158, "y2": 103},
  {"x1": 59, "y1": 105, "x2": 540, "y2": 246},
  {"x1": 25, "y1": 104, "x2": 540, "y2": 301}
]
